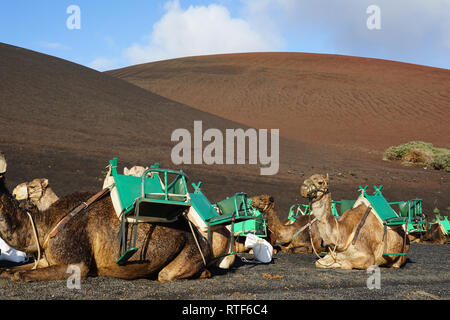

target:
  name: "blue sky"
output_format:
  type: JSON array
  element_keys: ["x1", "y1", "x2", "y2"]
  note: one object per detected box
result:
[{"x1": 0, "y1": 0, "x2": 448, "y2": 70}]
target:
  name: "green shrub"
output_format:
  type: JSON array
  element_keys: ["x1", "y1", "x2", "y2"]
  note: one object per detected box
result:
[
  {"x1": 384, "y1": 141, "x2": 450, "y2": 172},
  {"x1": 431, "y1": 153, "x2": 450, "y2": 172}
]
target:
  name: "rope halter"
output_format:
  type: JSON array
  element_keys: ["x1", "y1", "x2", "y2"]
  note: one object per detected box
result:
[{"x1": 303, "y1": 182, "x2": 329, "y2": 201}]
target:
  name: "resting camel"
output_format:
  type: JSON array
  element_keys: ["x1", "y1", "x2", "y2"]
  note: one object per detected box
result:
[
  {"x1": 249, "y1": 195, "x2": 323, "y2": 254},
  {"x1": 421, "y1": 222, "x2": 449, "y2": 244},
  {"x1": 0, "y1": 158, "x2": 212, "y2": 282},
  {"x1": 13, "y1": 178, "x2": 59, "y2": 212},
  {"x1": 299, "y1": 174, "x2": 409, "y2": 269},
  {"x1": 115, "y1": 165, "x2": 236, "y2": 269}
]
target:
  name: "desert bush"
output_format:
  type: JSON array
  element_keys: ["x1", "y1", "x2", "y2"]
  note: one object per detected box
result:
[
  {"x1": 384, "y1": 141, "x2": 450, "y2": 172},
  {"x1": 431, "y1": 153, "x2": 450, "y2": 172}
]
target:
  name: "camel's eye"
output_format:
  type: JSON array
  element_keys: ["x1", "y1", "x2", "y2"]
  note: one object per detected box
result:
[{"x1": 318, "y1": 181, "x2": 323, "y2": 185}]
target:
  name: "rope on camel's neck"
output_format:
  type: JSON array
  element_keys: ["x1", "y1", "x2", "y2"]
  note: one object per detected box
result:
[
  {"x1": 308, "y1": 192, "x2": 340, "y2": 267},
  {"x1": 26, "y1": 211, "x2": 41, "y2": 270}
]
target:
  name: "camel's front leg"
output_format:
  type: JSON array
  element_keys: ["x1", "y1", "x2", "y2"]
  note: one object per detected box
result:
[
  {"x1": 318, "y1": 249, "x2": 376, "y2": 270},
  {"x1": 0, "y1": 258, "x2": 50, "y2": 278},
  {"x1": 0, "y1": 263, "x2": 34, "y2": 277},
  {"x1": 315, "y1": 253, "x2": 341, "y2": 268},
  {"x1": 10, "y1": 263, "x2": 89, "y2": 282}
]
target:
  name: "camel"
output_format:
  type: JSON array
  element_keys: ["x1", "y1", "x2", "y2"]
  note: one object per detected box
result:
[
  {"x1": 0, "y1": 163, "x2": 212, "y2": 282},
  {"x1": 13, "y1": 178, "x2": 59, "y2": 212},
  {"x1": 299, "y1": 174, "x2": 409, "y2": 269},
  {"x1": 421, "y1": 222, "x2": 449, "y2": 244},
  {"x1": 249, "y1": 195, "x2": 323, "y2": 254}
]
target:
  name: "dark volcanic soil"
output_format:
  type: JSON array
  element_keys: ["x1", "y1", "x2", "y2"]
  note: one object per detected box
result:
[{"x1": 1, "y1": 243, "x2": 448, "y2": 300}]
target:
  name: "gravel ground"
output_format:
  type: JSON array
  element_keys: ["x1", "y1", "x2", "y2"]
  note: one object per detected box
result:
[{"x1": 0, "y1": 243, "x2": 448, "y2": 301}]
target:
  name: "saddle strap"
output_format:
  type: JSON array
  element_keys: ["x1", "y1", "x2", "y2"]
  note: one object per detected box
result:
[
  {"x1": 292, "y1": 217, "x2": 317, "y2": 243},
  {"x1": 43, "y1": 188, "x2": 110, "y2": 248},
  {"x1": 351, "y1": 205, "x2": 372, "y2": 245}
]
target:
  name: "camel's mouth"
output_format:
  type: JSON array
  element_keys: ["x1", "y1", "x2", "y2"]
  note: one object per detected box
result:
[
  {"x1": 300, "y1": 183, "x2": 317, "y2": 199},
  {"x1": 250, "y1": 195, "x2": 274, "y2": 211},
  {"x1": 12, "y1": 184, "x2": 28, "y2": 201},
  {"x1": 300, "y1": 184, "x2": 309, "y2": 198},
  {"x1": 300, "y1": 182, "x2": 328, "y2": 200}
]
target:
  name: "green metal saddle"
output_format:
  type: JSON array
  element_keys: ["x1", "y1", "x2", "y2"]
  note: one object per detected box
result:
[
  {"x1": 188, "y1": 182, "x2": 261, "y2": 259},
  {"x1": 356, "y1": 185, "x2": 408, "y2": 256},
  {"x1": 429, "y1": 215, "x2": 450, "y2": 235},
  {"x1": 109, "y1": 158, "x2": 191, "y2": 265},
  {"x1": 390, "y1": 199, "x2": 426, "y2": 233}
]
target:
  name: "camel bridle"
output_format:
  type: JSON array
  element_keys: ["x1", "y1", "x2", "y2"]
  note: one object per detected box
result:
[
  {"x1": 303, "y1": 181, "x2": 329, "y2": 201},
  {"x1": 28, "y1": 183, "x2": 45, "y2": 202}
]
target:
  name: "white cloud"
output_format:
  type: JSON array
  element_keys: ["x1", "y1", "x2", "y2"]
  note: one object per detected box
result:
[
  {"x1": 240, "y1": 0, "x2": 450, "y2": 68},
  {"x1": 125, "y1": 0, "x2": 279, "y2": 64},
  {"x1": 88, "y1": 57, "x2": 117, "y2": 71}
]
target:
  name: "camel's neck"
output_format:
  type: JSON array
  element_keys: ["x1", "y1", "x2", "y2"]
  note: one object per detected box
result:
[
  {"x1": 36, "y1": 188, "x2": 59, "y2": 212},
  {"x1": 0, "y1": 182, "x2": 35, "y2": 251},
  {"x1": 262, "y1": 204, "x2": 284, "y2": 234},
  {"x1": 0, "y1": 178, "x2": 8, "y2": 195},
  {"x1": 311, "y1": 193, "x2": 340, "y2": 246}
]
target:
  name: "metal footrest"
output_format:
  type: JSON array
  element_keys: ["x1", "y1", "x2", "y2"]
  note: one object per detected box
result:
[{"x1": 116, "y1": 247, "x2": 138, "y2": 265}]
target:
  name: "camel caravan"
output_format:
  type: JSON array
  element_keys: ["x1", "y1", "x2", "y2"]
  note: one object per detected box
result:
[{"x1": 0, "y1": 152, "x2": 447, "y2": 282}]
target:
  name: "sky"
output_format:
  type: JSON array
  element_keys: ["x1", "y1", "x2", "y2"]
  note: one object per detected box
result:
[{"x1": 0, "y1": 0, "x2": 449, "y2": 71}]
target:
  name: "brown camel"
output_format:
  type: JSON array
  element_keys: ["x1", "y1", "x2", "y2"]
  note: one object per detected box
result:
[
  {"x1": 249, "y1": 195, "x2": 323, "y2": 254},
  {"x1": 13, "y1": 178, "x2": 59, "y2": 212},
  {"x1": 0, "y1": 175, "x2": 212, "y2": 282},
  {"x1": 299, "y1": 174, "x2": 409, "y2": 269},
  {"x1": 421, "y1": 222, "x2": 449, "y2": 244}
]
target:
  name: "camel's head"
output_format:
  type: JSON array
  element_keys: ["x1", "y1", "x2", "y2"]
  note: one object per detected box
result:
[
  {"x1": 13, "y1": 178, "x2": 49, "y2": 202},
  {"x1": 300, "y1": 174, "x2": 330, "y2": 202},
  {"x1": 0, "y1": 152, "x2": 6, "y2": 180},
  {"x1": 250, "y1": 194, "x2": 274, "y2": 212},
  {"x1": 124, "y1": 166, "x2": 149, "y2": 177}
]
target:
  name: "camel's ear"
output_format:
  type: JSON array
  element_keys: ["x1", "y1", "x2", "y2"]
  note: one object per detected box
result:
[
  {"x1": 326, "y1": 173, "x2": 329, "y2": 182},
  {"x1": 41, "y1": 178, "x2": 49, "y2": 188}
]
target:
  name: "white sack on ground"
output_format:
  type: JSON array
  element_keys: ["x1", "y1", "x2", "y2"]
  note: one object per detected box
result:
[
  {"x1": 0, "y1": 237, "x2": 27, "y2": 263},
  {"x1": 244, "y1": 233, "x2": 273, "y2": 263}
]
